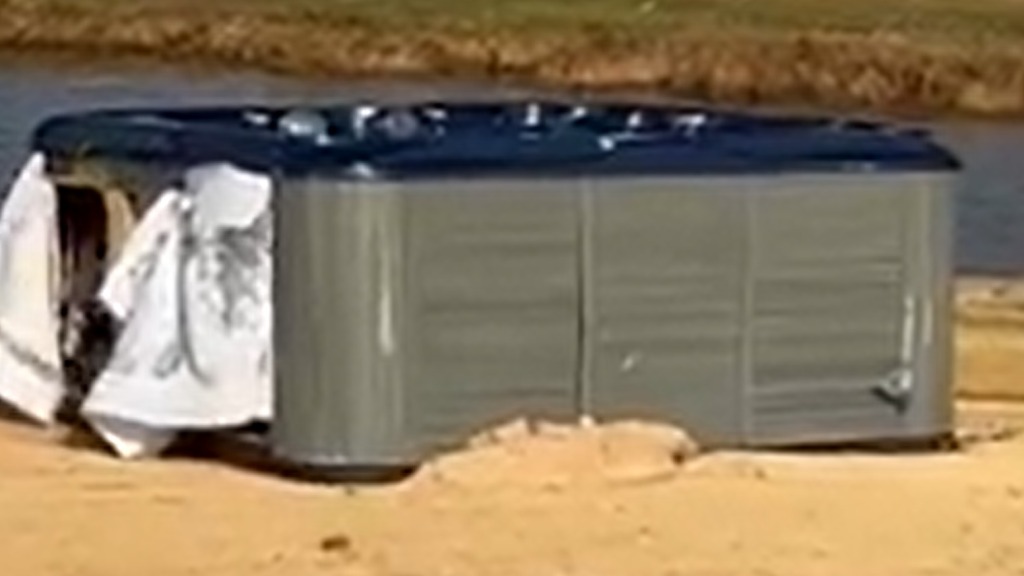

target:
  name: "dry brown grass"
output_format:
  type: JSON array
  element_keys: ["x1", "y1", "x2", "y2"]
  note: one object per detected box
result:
[{"x1": 4, "y1": 0, "x2": 1024, "y2": 115}]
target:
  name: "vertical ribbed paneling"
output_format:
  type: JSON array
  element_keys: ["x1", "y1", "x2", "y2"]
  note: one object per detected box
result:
[
  {"x1": 902, "y1": 174, "x2": 956, "y2": 438},
  {"x1": 269, "y1": 171, "x2": 957, "y2": 466},
  {"x1": 747, "y1": 175, "x2": 913, "y2": 444},
  {"x1": 271, "y1": 179, "x2": 406, "y2": 465},
  {"x1": 401, "y1": 180, "x2": 580, "y2": 455},
  {"x1": 585, "y1": 178, "x2": 746, "y2": 445}
]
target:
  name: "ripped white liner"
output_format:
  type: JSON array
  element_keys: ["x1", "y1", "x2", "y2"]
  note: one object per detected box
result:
[
  {"x1": 0, "y1": 154, "x2": 64, "y2": 423},
  {"x1": 0, "y1": 157, "x2": 273, "y2": 458}
]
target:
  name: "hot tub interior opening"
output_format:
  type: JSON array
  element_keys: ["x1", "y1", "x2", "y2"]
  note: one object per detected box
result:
[{"x1": 54, "y1": 181, "x2": 133, "y2": 417}]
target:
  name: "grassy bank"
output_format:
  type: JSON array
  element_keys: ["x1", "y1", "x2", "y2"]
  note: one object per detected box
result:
[{"x1": 4, "y1": 0, "x2": 1024, "y2": 116}]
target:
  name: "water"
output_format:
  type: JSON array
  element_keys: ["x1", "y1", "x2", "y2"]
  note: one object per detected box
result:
[
  {"x1": 2, "y1": 57, "x2": 1023, "y2": 276},
  {"x1": 929, "y1": 123, "x2": 1024, "y2": 275}
]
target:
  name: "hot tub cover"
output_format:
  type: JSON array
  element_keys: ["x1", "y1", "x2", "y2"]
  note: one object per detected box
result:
[{"x1": 32, "y1": 100, "x2": 959, "y2": 178}]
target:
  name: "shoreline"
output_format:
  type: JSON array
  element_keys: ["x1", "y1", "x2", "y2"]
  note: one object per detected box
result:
[{"x1": 4, "y1": 3, "x2": 1024, "y2": 119}]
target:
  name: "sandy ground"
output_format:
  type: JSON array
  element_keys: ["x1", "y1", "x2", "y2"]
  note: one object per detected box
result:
[
  {"x1": 0, "y1": 403, "x2": 1022, "y2": 576},
  {"x1": 957, "y1": 277, "x2": 1024, "y2": 400},
  {"x1": 1, "y1": 279, "x2": 1024, "y2": 576}
]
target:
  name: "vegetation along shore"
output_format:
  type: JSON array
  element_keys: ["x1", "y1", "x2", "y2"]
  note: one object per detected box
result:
[{"x1": 5, "y1": 0, "x2": 1024, "y2": 116}]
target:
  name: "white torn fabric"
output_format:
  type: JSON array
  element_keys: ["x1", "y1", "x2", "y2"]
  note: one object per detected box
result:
[
  {"x1": 86, "y1": 413, "x2": 177, "y2": 459},
  {"x1": 83, "y1": 163, "x2": 273, "y2": 458},
  {"x1": 97, "y1": 192, "x2": 182, "y2": 320},
  {"x1": 85, "y1": 190, "x2": 185, "y2": 458},
  {"x1": 0, "y1": 154, "x2": 64, "y2": 423}
]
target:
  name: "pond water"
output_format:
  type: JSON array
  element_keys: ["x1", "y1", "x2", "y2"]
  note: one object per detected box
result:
[{"x1": 1, "y1": 56, "x2": 1023, "y2": 275}]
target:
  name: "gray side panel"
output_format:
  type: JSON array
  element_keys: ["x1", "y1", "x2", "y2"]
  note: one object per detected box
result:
[
  {"x1": 271, "y1": 179, "x2": 406, "y2": 465},
  {"x1": 586, "y1": 179, "x2": 746, "y2": 445},
  {"x1": 268, "y1": 171, "x2": 955, "y2": 463},
  {"x1": 402, "y1": 180, "x2": 580, "y2": 456},
  {"x1": 747, "y1": 175, "x2": 912, "y2": 444},
  {"x1": 903, "y1": 174, "x2": 956, "y2": 438}
]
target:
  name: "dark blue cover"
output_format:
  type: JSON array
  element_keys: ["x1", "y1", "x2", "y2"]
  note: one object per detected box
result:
[{"x1": 31, "y1": 100, "x2": 960, "y2": 178}]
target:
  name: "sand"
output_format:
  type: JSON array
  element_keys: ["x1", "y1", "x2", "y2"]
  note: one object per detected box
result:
[
  {"x1": 0, "y1": 401, "x2": 1022, "y2": 576},
  {"x1": 402, "y1": 418, "x2": 700, "y2": 491},
  {"x1": 2, "y1": 278, "x2": 1024, "y2": 576},
  {"x1": 957, "y1": 277, "x2": 1024, "y2": 400}
]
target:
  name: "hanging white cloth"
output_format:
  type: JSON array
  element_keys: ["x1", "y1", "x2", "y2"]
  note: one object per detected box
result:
[
  {"x1": 83, "y1": 163, "x2": 273, "y2": 458},
  {"x1": 83, "y1": 190, "x2": 186, "y2": 457},
  {"x1": 0, "y1": 154, "x2": 64, "y2": 423},
  {"x1": 96, "y1": 191, "x2": 183, "y2": 320}
]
